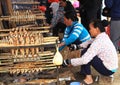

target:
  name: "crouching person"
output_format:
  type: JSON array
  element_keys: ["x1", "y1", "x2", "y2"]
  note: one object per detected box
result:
[{"x1": 62, "y1": 19, "x2": 118, "y2": 85}]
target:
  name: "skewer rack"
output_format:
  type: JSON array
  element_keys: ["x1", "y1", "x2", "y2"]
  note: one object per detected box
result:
[{"x1": 0, "y1": 27, "x2": 59, "y2": 73}]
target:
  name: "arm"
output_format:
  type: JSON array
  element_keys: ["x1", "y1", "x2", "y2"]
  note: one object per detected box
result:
[
  {"x1": 58, "y1": 27, "x2": 69, "y2": 51},
  {"x1": 64, "y1": 25, "x2": 83, "y2": 45},
  {"x1": 69, "y1": 38, "x2": 93, "y2": 51},
  {"x1": 59, "y1": 24, "x2": 83, "y2": 51},
  {"x1": 58, "y1": 42, "x2": 66, "y2": 51},
  {"x1": 80, "y1": 38, "x2": 94, "y2": 48},
  {"x1": 71, "y1": 38, "x2": 100, "y2": 66}
]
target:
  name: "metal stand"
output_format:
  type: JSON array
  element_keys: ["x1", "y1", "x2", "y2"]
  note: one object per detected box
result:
[
  {"x1": 57, "y1": 66, "x2": 60, "y2": 85},
  {"x1": 56, "y1": 39, "x2": 61, "y2": 85}
]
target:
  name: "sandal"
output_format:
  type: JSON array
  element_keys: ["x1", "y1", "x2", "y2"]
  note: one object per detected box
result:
[{"x1": 81, "y1": 80, "x2": 93, "y2": 85}]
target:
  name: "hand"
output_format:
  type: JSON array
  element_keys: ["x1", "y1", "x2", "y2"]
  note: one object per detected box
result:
[
  {"x1": 62, "y1": 59, "x2": 71, "y2": 67},
  {"x1": 58, "y1": 42, "x2": 65, "y2": 48},
  {"x1": 69, "y1": 44, "x2": 81, "y2": 51},
  {"x1": 69, "y1": 44, "x2": 77, "y2": 51}
]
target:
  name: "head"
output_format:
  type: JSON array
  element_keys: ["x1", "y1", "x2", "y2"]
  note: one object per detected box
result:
[
  {"x1": 59, "y1": 0, "x2": 67, "y2": 7},
  {"x1": 64, "y1": 11, "x2": 78, "y2": 26},
  {"x1": 89, "y1": 19, "x2": 108, "y2": 37}
]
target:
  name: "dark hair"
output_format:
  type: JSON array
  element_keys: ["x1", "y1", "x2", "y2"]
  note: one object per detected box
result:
[
  {"x1": 64, "y1": 11, "x2": 78, "y2": 21},
  {"x1": 101, "y1": 19, "x2": 109, "y2": 27},
  {"x1": 90, "y1": 19, "x2": 109, "y2": 32}
]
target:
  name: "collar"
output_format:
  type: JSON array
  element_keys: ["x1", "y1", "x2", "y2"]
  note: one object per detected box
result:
[
  {"x1": 96, "y1": 32, "x2": 107, "y2": 39},
  {"x1": 68, "y1": 21, "x2": 78, "y2": 28}
]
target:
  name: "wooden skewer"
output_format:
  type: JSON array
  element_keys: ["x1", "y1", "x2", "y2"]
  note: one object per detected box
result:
[
  {"x1": 11, "y1": 49, "x2": 15, "y2": 55},
  {"x1": 9, "y1": 66, "x2": 57, "y2": 74},
  {"x1": 21, "y1": 69, "x2": 25, "y2": 74},
  {"x1": 20, "y1": 48, "x2": 25, "y2": 56},
  {"x1": 25, "y1": 48, "x2": 29, "y2": 57}
]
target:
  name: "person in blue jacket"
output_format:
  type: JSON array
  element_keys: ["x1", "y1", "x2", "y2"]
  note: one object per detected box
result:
[
  {"x1": 105, "y1": 0, "x2": 120, "y2": 52},
  {"x1": 58, "y1": 11, "x2": 91, "y2": 51}
]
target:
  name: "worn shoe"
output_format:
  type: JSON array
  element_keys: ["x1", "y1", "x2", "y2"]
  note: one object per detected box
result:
[{"x1": 109, "y1": 75, "x2": 114, "y2": 82}]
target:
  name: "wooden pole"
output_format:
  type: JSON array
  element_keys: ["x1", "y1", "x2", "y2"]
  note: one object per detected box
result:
[
  {"x1": 6, "y1": 0, "x2": 13, "y2": 15},
  {"x1": 0, "y1": 1, "x2": 4, "y2": 29},
  {"x1": 6, "y1": 0, "x2": 16, "y2": 28}
]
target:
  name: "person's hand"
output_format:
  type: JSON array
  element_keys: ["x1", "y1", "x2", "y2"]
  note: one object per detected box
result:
[
  {"x1": 58, "y1": 42, "x2": 65, "y2": 48},
  {"x1": 62, "y1": 59, "x2": 71, "y2": 67},
  {"x1": 69, "y1": 44, "x2": 81, "y2": 51},
  {"x1": 69, "y1": 44, "x2": 77, "y2": 51}
]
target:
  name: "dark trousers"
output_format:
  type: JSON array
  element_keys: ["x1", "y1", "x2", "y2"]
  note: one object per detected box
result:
[
  {"x1": 80, "y1": 45, "x2": 114, "y2": 76},
  {"x1": 52, "y1": 22, "x2": 66, "y2": 36}
]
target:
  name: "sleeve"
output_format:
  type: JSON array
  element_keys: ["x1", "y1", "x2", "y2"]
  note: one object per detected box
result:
[
  {"x1": 59, "y1": 24, "x2": 82, "y2": 51},
  {"x1": 64, "y1": 25, "x2": 82, "y2": 45},
  {"x1": 59, "y1": 43, "x2": 65, "y2": 51},
  {"x1": 105, "y1": 0, "x2": 113, "y2": 8},
  {"x1": 71, "y1": 39, "x2": 100, "y2": 66},
  {"x1": 58, "y1": 27, "x2": 69, "y2": 51},
  {"x1": 80, "y1": 38, "x2": 94, "y2": 48}
]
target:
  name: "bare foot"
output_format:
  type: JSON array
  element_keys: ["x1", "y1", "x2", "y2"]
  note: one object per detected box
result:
[{"x1": 83, "y1": 75, "x2": 93, "y2": 84}]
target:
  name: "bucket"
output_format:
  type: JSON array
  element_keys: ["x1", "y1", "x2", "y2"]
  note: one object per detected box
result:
[{"x1": 70, "y1": 82, "x2": 80, "y2": 85}]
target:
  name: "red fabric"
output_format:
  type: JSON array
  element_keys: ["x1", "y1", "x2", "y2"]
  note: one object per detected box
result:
[
  {"x1": 48, "y1": 0, "x2": 59, "y2": 3},
  {"x1": 105, "y1": 25, "x2": 110, "y2": 37},
  {"x1": 38, "y1": 6, "x2": 46, "y2": 12}
]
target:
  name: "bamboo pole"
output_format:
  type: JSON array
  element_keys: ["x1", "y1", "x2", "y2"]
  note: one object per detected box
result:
[
  {"x1": 6, "y1": 0, "x2": 16, "y2": 28},
  {"x1": 0, "y1": 1, "x2": 4, "y2": 29}
]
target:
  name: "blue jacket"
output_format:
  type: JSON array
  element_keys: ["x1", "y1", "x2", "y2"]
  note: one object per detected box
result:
[
  {"x1": 105, "y1": 0, "x2": 120, "y2": 20},
  {"x1": 59, "y1": 21, "x2": 91, "y2": 51}
]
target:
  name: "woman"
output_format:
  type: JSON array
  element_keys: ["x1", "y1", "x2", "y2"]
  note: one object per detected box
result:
[
  {"x1": 58, "y1": 11, "x2": 91, "y2": 51},
  {"x1": 62, "y1": 19, "x2": 118, "y2": 85}
]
